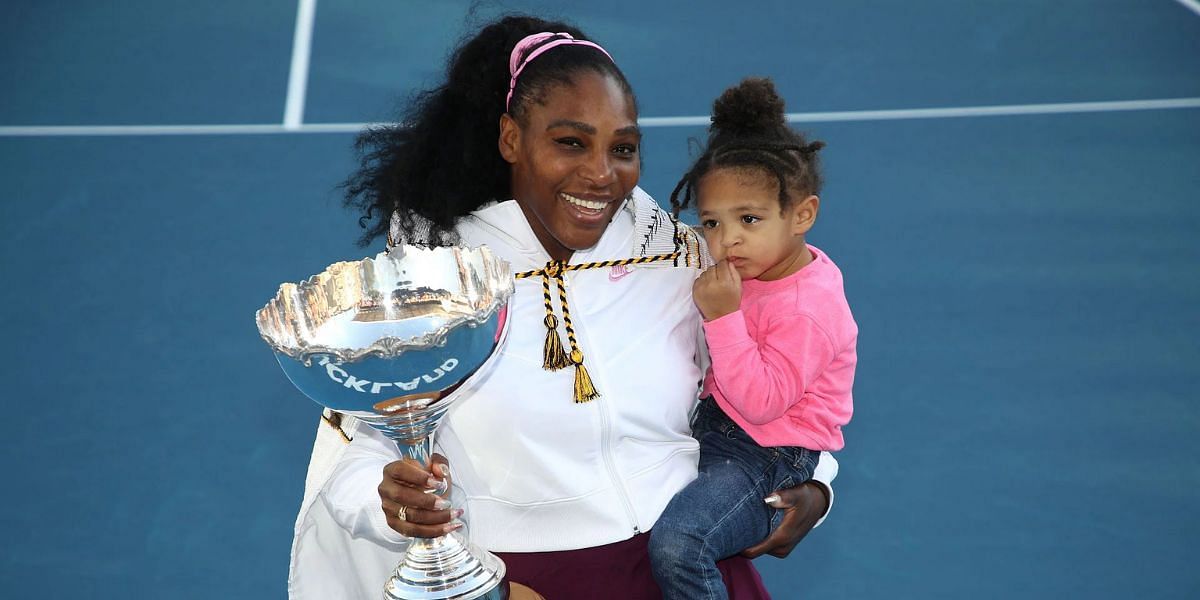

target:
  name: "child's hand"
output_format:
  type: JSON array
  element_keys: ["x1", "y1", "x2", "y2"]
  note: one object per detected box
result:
[{"x1": 693, "y1": 260, "x2": 742, "y2": 321}]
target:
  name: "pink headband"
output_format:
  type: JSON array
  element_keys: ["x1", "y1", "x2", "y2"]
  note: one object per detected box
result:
[{"x1": 506, "y1": 32, "x2": 614, "y2": 111}]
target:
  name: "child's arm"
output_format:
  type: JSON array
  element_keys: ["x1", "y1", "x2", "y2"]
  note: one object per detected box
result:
[{"x1": 704, "y1": 309, "x2": 836, "y2": 424}]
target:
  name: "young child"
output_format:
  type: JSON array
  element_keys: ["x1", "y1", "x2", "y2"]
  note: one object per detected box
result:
[{"x1": 648, "y1": 77, "x2": 857, "y2": 600}]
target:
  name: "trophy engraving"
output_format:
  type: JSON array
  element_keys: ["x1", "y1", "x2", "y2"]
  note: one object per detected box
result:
[{"x1": 256, "y1": 245, "x2": 513, "y2": 600}]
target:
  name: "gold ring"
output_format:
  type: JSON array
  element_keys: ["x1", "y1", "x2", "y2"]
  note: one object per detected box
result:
[{"x1": 397, "y1": 505, "x2": 408, "y2": 521}]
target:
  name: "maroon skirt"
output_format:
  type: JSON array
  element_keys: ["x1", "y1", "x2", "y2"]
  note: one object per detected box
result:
[{"x1": 495, "y1": 531, "x2": 770, "y2": 600}]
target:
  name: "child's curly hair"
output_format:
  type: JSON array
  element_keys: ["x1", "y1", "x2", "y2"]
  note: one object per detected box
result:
[{"x1": 670, "y1": 77, "x2": 824, "y2": 215}]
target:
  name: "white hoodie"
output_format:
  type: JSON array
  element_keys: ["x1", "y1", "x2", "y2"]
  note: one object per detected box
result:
[{"x1": 287, "y1": 189, "x2": 838, "y2": 598}]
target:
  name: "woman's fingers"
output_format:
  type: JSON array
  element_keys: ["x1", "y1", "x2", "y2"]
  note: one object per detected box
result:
[
  {"x1": 378, "y1": 463, "x2": 450, "y2": 510},
  {"x1": 378, "y1": 478, "x2": 451, "y2": 509},
  {"x1": 383, "y1": 500, "x2": 462, "y2": 538},
  {"x1": 739, "y1": 481, "x2": 826, "y2": 559},
  {"x1": 379, "y1": 457, "x2": 460, "y2": 538},
  {"x1": 430, "y1": 453, "x2": 452, "y2": 495},
  {"x1": 383, "y1": 458, "x2": 439, "y2": 488}
]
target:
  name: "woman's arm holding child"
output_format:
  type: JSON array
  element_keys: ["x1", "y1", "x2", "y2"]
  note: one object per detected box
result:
[{"x1": 742, "y1": 451, "x2": 838, "y2": 558}]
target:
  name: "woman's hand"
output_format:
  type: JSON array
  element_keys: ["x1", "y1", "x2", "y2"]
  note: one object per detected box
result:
[
  {"x1": 740, "y1": 481, "x2": 830, "y2": 559},
  {"x1": 378, "y1": 453, "x2": 461, "y2": 538}
]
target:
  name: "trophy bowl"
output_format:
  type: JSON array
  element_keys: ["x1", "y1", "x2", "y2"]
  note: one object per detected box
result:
[{"x1": 256, "y1": 244, "x2": 513, "y2": 600}]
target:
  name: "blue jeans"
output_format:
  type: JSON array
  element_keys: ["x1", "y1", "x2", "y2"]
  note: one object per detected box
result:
[{"x1": 649, "y1": 398, "x2": 819, "y2": 600}]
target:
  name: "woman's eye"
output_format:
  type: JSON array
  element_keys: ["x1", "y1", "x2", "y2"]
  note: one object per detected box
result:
[
  {"x1": 555, "y1": 138, "x2": 584, "y2": 149},
  {"x1": 612, "y1": 144, "x2": 638, "y2": 157},
  {"x1": 741, "y1": 215, "x2": 761, "y2": 225}
]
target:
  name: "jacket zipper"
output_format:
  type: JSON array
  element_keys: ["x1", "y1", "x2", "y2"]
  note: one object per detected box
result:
[
  {"x1": 599, "y1": 385, "x2": 641, "y2": 534},
  {"x1": 565, "y1": 272, "x2": 641, "y2": 535}
]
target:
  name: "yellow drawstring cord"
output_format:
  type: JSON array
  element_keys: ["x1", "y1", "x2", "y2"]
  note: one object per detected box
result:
[{"x1": 515, "y1": 253, "x2": 680, "y2": 403}]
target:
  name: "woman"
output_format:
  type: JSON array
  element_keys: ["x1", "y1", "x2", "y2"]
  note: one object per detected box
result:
[{"x1": 289, "y1": 15, "x2": 838, "y2": 599}]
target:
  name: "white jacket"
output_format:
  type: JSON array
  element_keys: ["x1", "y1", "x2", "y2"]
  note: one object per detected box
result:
[{"x1": 288, "y1": 190, "x2": 838, "y2": 599}]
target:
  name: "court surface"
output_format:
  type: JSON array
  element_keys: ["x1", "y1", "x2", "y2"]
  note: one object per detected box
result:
[{"x1": 2, "y1": 1, "x2": 1198, "y2": 598}]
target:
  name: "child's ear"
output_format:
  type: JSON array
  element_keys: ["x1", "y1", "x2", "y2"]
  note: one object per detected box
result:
[
  {"x1": 498, "y1": 113, "x2": 520, "y2": 164},
  {"x1": 792, "y1": 195, "x2": 820, "y2": 235}
]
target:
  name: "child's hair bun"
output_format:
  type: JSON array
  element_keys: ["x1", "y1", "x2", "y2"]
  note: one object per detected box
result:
[{"x1": 710, "y1": 77, "x2": 786, "y2": 138}]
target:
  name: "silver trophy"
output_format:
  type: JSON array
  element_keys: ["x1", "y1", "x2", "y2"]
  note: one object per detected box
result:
[{"x1": 256, "y1": 245, "x2": 512, "y2": 600}]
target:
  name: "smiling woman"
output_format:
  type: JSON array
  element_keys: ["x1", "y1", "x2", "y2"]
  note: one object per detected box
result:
[
  {"x1": 500, "y1": 71, "x2": 642, "y2": 261},
  {"x1": 340, "y1": 18, "x2": 639, "y2": 250},
  {"x1": 290, "y1": 14, "x2": 839, "y2": 600}
]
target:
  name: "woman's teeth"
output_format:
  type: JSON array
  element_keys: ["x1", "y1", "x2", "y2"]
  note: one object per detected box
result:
[{"x1": 562, "y1": 193, "x2": 607, "y2": 211}]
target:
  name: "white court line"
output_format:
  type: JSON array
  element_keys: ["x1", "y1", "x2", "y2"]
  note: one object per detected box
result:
[
  {"x1": 0, "y1": 124, "x2": 298, "y2": 137},
  {"x1": 2, "y1": 97, "x2": 1199, "y2": 137},
  {"x1": 283, "y1": 0, "x2": 318, "y2": 129},
  {"x1": 646, "y1": 97, "x2": 1200, "y2": 127},
  {"x1": 1172, "y1": 0, "x2": 1200, "y2": 17}
]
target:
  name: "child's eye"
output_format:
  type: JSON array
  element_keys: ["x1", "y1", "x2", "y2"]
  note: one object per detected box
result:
[
  {"x1": 701, "y1": 219, "x2": 718, "y2": 229},
  {"x1": 740, "y1": 215, "x2": 761, "y2": 225}
]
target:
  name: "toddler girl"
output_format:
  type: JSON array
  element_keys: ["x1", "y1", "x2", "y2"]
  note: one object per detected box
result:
[{"x1": 648, "y1": 77, "x2": 857, "y2": 599}]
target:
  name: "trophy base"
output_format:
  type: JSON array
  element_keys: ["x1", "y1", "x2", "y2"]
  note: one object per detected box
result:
[{"x1": 384, "y1": 530, "x2": 507, "y2": 600}]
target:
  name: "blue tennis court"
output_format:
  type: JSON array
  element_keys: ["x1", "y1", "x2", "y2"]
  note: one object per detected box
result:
[{"x1": 2, "y1": 1, "x2": 1198, "y2": 597}]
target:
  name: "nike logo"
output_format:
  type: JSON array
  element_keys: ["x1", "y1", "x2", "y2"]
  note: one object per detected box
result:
[{"x1": 609, "y1": 264, "x2": 633, "y2": 282}]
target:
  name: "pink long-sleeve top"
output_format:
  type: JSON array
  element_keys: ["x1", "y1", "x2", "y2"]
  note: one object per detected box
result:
[{"x1": 701, "y1": 245, "x2": 857, "y2": 451}]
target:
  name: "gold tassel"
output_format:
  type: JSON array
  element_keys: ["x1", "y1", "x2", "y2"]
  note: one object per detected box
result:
[
  {"x1": 570, "y1": 349, "x2": 600, "y2": 403},
  {"x1": 542, "y1": 314, "x2": 571, "y2": 370},
  {"x1": 512, "y1": 256, "x2": 684, "y2": 404}
]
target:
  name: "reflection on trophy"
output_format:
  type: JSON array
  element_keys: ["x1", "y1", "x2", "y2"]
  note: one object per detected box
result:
[{"x1": 256, "y1": 245, "x2": 513, "y2": 600}]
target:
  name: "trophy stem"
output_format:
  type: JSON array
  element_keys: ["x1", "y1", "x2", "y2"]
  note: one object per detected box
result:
[
  {"x1": 397, "y1": 438, "x2": 435, "y2": 467},
  {"x1": 396, "y1": 437, "x2": 448, "y2": 496},
  {"x1": 383, "y1": 440, "x2": 506, "y2": 600}
]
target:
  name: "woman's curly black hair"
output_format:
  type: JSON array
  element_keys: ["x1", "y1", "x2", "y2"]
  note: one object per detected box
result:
[
  {"x1": 669, "y1": 77, "x2": 824, "y2": 216},
  {"x1": 343, "y1": 15, "x2": 635, "y2": 246}
]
